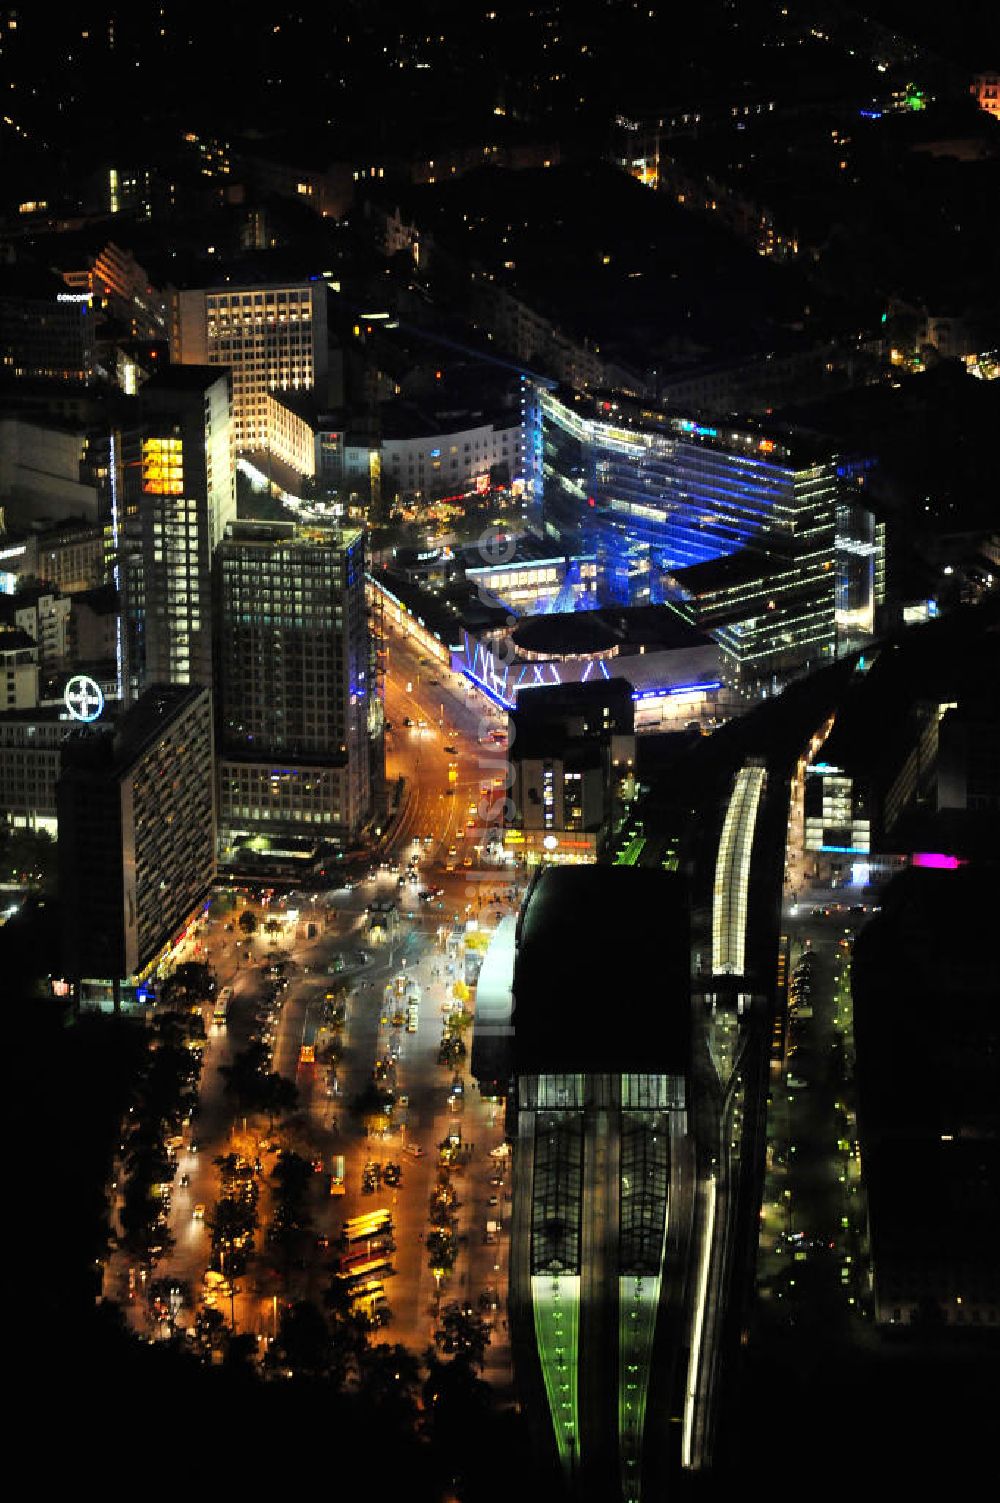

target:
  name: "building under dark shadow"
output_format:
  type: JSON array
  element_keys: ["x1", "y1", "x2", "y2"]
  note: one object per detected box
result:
[{"x1": 474, "y1": 864, "x2": 692, "y2": 1500}]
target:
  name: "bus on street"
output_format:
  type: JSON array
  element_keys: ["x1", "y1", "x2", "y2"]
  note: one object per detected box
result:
[{"x1": 213, "y1": 986, "x2": 233, "y2": 1026}]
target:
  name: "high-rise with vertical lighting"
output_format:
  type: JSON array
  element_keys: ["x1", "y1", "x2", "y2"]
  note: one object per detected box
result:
[{"x1": 121, "y1": 365, "x2": 236, "y2": 699}]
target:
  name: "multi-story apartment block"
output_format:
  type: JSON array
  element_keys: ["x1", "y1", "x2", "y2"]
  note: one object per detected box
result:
[
  {"x1": 28, "y1": 523, "x2": 106, "y2": 594},
  {"x1": 5, "y1": 587, "x2": 72, "y2": 670},
  {"x1": 57, "y1": 684, "x2": 216, "y2": 1006},
  {"x1": 0, "y1": 711, "x2": 72, "y2": 832}
]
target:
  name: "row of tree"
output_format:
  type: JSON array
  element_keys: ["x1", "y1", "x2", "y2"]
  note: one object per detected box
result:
[{"x1": 118, "y1": 998, "x2": 212, "y2": 1264}]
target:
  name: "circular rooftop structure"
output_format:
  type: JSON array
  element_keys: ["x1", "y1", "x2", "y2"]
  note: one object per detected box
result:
[{"x1": 511, "y1": 612, "x2": 620, "y2": 660}]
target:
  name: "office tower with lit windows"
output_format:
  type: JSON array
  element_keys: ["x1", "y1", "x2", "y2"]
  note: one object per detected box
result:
[
  {"x1": 57, "y1": 683, "x2": 216, "y2": 1008},
  {"x1": 121, "y1": 365, "x2": 236, "y2": 698},
  {"x1": 214, "y1": 520, "x2": 372, "y2": 858},
  {"x1": 168, "y1": 277, "x2": 328, "y2": 453},
  {"x1": 0, "y1": 266, "x2": 96, "y2": 383}
]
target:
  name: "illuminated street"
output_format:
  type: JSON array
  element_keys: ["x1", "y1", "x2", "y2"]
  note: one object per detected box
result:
[{"x1": 105, "y1": 618, "x2": 516, "y2": 1388}]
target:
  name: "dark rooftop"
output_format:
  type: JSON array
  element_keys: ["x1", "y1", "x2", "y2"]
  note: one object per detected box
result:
[
  {"x1": 512, "y1": 866, "x2": 689, "y2": 1075},
  {"x1": 815, "y1": 604, "x2": 1000, "y2": 776},
  {"x1": 73, "y1": 583, "x2": 120, "y2": 616},
  {"x1": 511, "y1": 605, "x2": 712, "y2": 658},
  {"x1": 377, "y1": 569, "x2": 509, "y2": 643},
  {"x1": 461, "y1": 532, "x2": 584, "y2": 574},
  {"x1": 0, "y1": 264, "x2": 75, "y2": 301},
  {"x1": 512, "y1": 612, "x2": 619, "y2": 657},
  {"x1": 141, "y1": 364, "x2": 228, "y2": 396},
  {"x1": 60, "y1": 683, "x2": 209, "y2": 777},
  {"x1": 670, "y1": 545, "x2": 797, "y2": 595},
  {"x1": 514, "y1": 676, "x2": 635, "y2": 723},
  {"x1": 0, "y1": 627, "x2": 38, "y2": 654}
]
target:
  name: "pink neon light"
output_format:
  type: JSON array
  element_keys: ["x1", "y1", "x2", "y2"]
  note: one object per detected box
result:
[{"x1": 912, "y1": 852, "x2": 964, "y2": 870}]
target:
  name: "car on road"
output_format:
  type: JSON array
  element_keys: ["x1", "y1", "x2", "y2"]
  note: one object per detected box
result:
[
  {"x1": 192, "y1": 1203, "x2": 205, "y2": 1220},
  {"x1": 444, "y1": 745, "x2": 458, "y2": 755},
  {"x1": 402, "y1": 716, "x2": 413, "y2": 727}
]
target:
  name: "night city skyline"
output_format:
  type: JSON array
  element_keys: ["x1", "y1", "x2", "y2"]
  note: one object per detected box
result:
[{"x1": 4, "y1": 3, "x2": 998, "y2": 1498}]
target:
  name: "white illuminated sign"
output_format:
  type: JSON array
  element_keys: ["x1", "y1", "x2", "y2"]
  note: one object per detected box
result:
[{"x1": 64, "y1": 674, "x2": 104, "y2": 722}]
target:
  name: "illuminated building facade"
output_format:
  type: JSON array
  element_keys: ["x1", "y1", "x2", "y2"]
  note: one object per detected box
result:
[
  {"x1": 215, "y1": 521, "x2": 371, "y2": 852},
  {"x1": 465, "y1": 546, "x2": 598, "y2": 614},
  {"x1": 381, "y1": 415, "x2": 523, "y2": 501},
  {"x1": 123, "y1": 366, "x2": 236, "y2": 698},
  {"x1": 168, "y1": 279, "x2": 328, "y2": 453},
  {"x1": 264, "y1": 391, "x2": 318, "y2": 480},
  {"x1": 0, "y1": 710, "x2": 86, "y2": 833},
  {"x1": 533, "y1": 385, "x2": 821, "y2": 575},
  {"x1": 506, "y1": 679, "x2": 637, "y2": 867},
  {"x1": 27, "y1": 524, "x2": 105, "y2": 596},
  {"x1": 57, "y1": 684, "x2": 216, "y2": 1006},
  {"x1": 531, "y1": 386, "x2": 880, "y2": 683},
  {"x1": 970, "y1": 72, "x2": 1000, "y2": 120},
  {"x1": 805, "y1": 700, "x2": 954, "y2": 859}
]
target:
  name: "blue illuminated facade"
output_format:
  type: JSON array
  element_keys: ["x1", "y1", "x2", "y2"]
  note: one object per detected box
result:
[
  {"x1": 528, "y1": 386, "x2": 879, "y2": 681},
  {"x1": 530, "y1": 385, "x2": 835, "y2": 603}
]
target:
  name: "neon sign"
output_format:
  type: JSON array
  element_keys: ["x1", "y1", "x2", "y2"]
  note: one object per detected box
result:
[{"x1": 64, "y1": 674, "x2": 104, "y2": 722}]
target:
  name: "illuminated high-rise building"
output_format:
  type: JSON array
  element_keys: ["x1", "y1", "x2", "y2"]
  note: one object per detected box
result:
[
  {"x1": 214, "y1": 520, "x2": 372, "y2": 858},
  {"x1": 168, "y1": 278, "x2": 328, "y2": 453},
  {"x1": 121, "y1": 366, "x2": 236, "y2": 697}
]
